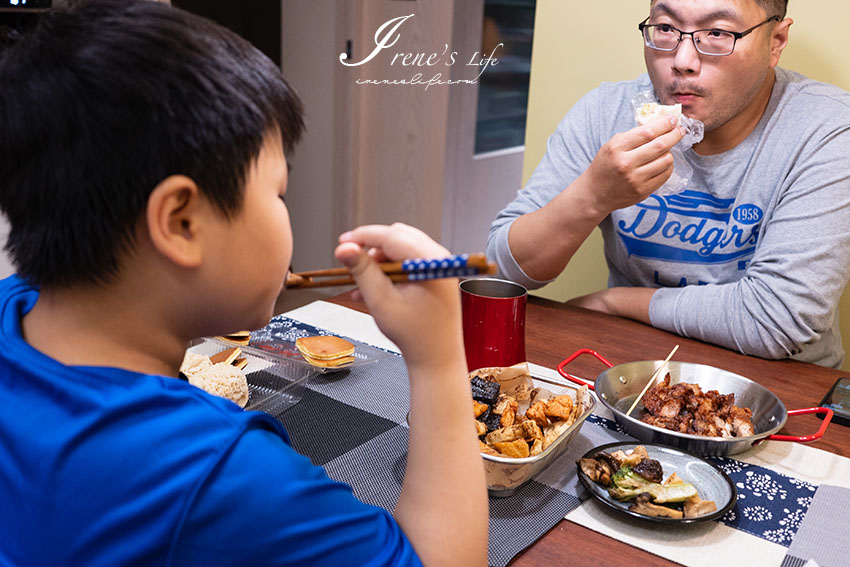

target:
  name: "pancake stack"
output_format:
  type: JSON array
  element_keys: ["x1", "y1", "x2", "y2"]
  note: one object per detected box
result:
[
  {"x1": 295, "y1": 335, "x2": 355, "y2": 368},
  {"x1": 216, "y1": 331, "x2": 251, "y2": 346}
]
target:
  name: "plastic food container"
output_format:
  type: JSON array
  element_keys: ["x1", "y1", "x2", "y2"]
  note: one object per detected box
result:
[
  {"x1": 187, "y1": 337, "x2": 314, "y2": 417},
  {"x1": 483, "y1": 380, "x2": 596, "y2": 497}
]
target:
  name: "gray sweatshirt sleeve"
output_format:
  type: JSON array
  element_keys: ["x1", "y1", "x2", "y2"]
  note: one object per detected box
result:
[{"x1": 649, "y1": 122, "x2": 850, "y2": 367}]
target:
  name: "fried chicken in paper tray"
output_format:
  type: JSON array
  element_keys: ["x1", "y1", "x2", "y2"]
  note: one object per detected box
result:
[{"x1": 470, "y1": 362, "x2": 592, "y2": 459}]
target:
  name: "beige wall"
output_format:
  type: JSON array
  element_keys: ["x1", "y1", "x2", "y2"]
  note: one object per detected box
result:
[{"x1": 522, "y1": 0, "x2": 850, "y2": 370}]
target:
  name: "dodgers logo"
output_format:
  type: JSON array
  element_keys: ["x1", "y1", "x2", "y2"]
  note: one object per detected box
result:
[{"x1": 616, "y1": 190, "x2": 761, "y2": 264}]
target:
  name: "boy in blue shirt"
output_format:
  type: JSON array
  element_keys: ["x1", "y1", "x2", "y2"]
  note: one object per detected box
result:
[{"x1": 0, "y1": 1, "x2": 487, "y2": 565}]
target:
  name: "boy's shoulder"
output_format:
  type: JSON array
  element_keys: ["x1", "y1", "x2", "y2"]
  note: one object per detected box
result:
[
  {"x1": 0, "y1": 273, "x2": 288, "y2": 485},
  {"x1": 0, "y1": 276, "x2": 291, "y2": 562}
]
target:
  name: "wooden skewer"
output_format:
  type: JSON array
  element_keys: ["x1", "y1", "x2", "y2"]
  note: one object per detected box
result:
[
  {"x1": 626, "y1": 344, "x2": 679, "y2": 417},
  {"x1": 285, "y1": 253, "x2": 496, "y2": 289}
]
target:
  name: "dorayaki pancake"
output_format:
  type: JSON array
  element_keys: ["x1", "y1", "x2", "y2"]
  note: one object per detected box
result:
[
  {"x1": 295, "y1": 335, "x2": 355, "y2": 360},
  {"x1": 299, "y1": 353, "x2": 356, "y2": 368},
  {"x1": 216, "y1": 331, "x2": 251, "y2": 346}
]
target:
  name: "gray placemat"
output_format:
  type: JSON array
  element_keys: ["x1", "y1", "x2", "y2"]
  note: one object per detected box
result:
[
  {"x1": 322, "y1": 424, "x2": 587, "y2": 567},
  {"x1": 303, "y1": 354, "x2": 411, "y2": 425},
  {"x1": 781, "y1": 484, "x2": 850, "y2": 567}
]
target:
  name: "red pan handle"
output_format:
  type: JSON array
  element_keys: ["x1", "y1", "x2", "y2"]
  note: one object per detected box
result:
[
  {"x1": 762, "y1": 407, "x2": 834, "y2": 443},
  {"x1": 556, "y1": 348, "x2": 614, "y2": 391}
]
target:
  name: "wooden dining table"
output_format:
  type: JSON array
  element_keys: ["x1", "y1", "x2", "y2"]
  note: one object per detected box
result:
[{"x1": 326, "y1": 290, "x2": 850, "y2": 567}]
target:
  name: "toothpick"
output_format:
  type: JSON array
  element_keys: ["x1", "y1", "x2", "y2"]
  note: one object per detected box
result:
[{"x1": 626, "y1": 344, "x2": 680, "y2": 417}]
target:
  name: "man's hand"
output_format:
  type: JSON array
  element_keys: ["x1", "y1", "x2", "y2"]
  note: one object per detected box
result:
[
  {"x1": 506, "y1": 116, "x2": 685, "y2": 283},
  {"x1": 580, "y1": 115, "x2": 685, "y2": 216}
]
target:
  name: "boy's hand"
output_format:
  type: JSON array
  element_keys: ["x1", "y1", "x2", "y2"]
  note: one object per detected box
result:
[
  {"x1": 337, "y1": 224, "x2": 488, "y2": 565},
  {"x1": 581, "y1": 115, "x2": 685, "y2": 215},
  {"x1": 334, "y1": 223, "x2": 463, "y2": 368}
]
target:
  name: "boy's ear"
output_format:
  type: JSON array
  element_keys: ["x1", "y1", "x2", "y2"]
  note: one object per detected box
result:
[{"x1": 145, "y1": 174, "x2": 205, "y2": 268}]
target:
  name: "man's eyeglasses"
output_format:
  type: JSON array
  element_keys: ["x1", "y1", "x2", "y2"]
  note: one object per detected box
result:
[{"x1": 638, "y1": 15, "x2": 781, "y2": 56}]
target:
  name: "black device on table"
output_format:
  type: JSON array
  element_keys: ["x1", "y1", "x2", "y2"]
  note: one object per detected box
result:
[{"x1": 818, "y1": 377, "x2": 850, "y2": 427}]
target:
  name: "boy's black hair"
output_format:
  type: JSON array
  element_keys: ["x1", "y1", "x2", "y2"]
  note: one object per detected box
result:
[{"x1": 0, "y1": 0, "x2": 304, "y2": 287}]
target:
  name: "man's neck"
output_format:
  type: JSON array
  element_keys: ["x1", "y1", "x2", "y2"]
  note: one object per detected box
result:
[
  {"x1": 21, "y1": 280, "x2": 187, "y2": 378},
  {"x1": 693, "y1": 71, "x2": 776, "y2": 156}
]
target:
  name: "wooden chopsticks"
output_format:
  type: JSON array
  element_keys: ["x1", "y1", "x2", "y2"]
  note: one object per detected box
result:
[{"x1": 286, "y1": 252, "x2": 497, "y2": 289}]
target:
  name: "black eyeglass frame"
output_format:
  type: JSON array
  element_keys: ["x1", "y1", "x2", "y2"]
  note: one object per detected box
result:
[{"x1": 638, "y1": 15, "x2": 781, "y2": 56}]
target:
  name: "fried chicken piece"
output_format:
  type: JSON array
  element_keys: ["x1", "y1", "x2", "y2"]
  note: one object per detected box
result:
[
  {"x1": 640, "y1": 374, "x2": 755, "y2": 438},
  {"x1": 479, "y1": 440, "x2": 502, "y2": 456},
  {"x1": 492, "y1": 394, "x2": 519, "y2": 427},
  {"x1": 691, "y1": 417, "x2": 721, "y2": 437},
  {"x1": 729, "y1": 405, "x2": 755, "y2": 437},
  {"x1": 474, "y1": 420, "x2": 487, "y2": 437},
  {"x1": 492, "y1": 438, "x2": 530, "y2": 458},
  {"x1": 544, "y1": 395, "x2": 574, "y2": 421},
  {"x1": 529, "y1": 438, "x2": 543, "y2": 456},
  {"x1": 485, "y1": 423, "x2": 525, "y2": 445},
  {"x1": 493, "y1": 393, "x2": 517, "y2": 415},
  {"x1": 500, "y1": 406, "x2": 518, "y2": 427},
  {"x1": 525, "y1": 400, "x2": 549, "y2": 429},
  {"x1": 472, "y1": 400, "x2": 488, "y2": 418},
  {"x1": 520, "y1": 419, "x2": 543, "y2": 441}
]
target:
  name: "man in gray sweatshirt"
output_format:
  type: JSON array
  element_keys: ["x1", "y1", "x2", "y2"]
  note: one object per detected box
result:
[{"x1": 487, "y1": 0, "x2": 850, "y2": 367}]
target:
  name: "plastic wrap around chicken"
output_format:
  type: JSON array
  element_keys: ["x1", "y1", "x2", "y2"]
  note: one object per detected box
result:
[
  {"x1": 469, "y1": 363, "x2": 595, "y2": 497},
  {"x1": 632, "y1": 91, "x2": 705, "y2": 196}
]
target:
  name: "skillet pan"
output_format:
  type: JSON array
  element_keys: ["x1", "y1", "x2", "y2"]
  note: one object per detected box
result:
[{"x1": 557, "y1": 349, "x2": 833, "y2": 456}]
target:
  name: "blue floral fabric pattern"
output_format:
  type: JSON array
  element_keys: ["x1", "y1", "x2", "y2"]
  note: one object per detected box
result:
[
  {"x1": 708, "y1": 456, "x2": 816, "y2": 546},
  {"x1": 587, "y1": 414, "x2": 816, "y2": 547},
  {"x1": 251, "y1": 315, "x2": 397, "y2": 355},
  {"x1": 250, "y1": 315, "x2": 328, "y2": 344}
]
